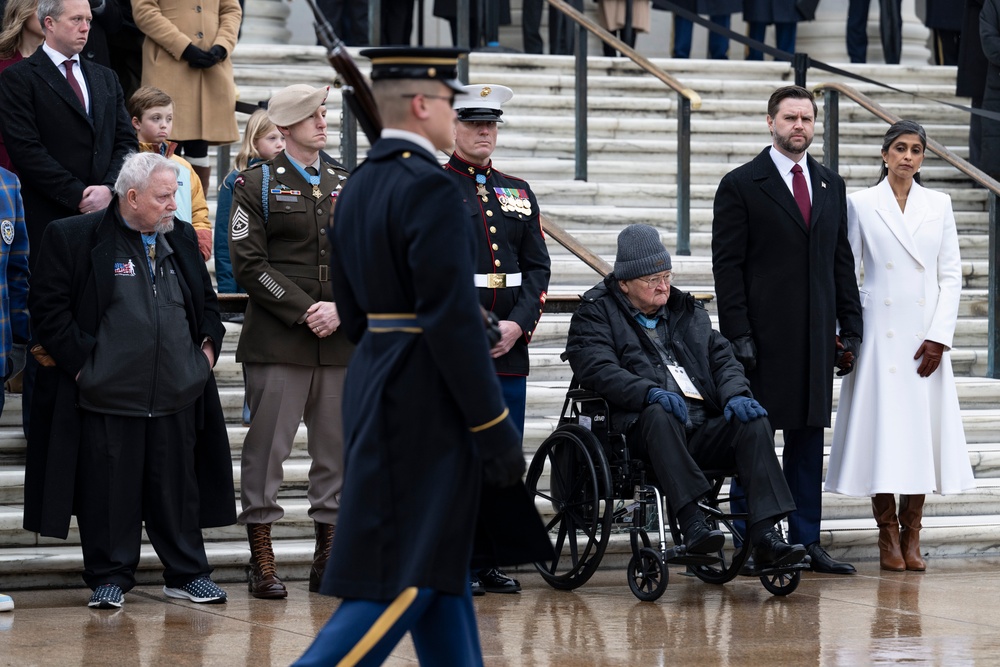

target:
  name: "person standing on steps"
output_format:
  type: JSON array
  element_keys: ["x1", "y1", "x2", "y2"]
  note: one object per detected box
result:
[
  {"x1": 826, "y1": 120, "x2": 976, "y2": 572},
  {"x1": 229, "y1": 83, "x2": 352, "y2": 600},
  {"x1": 712, "y1": 85, "x2": 864, "y2": 575}
]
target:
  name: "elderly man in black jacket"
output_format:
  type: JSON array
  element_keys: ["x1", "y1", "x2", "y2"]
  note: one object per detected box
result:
[{"x1": 566, "y1": 224, "x2": 804, "y2": 568}]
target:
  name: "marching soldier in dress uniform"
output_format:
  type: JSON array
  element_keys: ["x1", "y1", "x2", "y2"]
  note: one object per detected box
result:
[
  {"x1": 229, "y1": 84, "x2": 353, "y2": 600},
  {"x1": 294, "y1": 47, "x2": 549, "y2": 666},
  {"x1": 445, "y1": 83, "x2": 550, "y2": 595}
]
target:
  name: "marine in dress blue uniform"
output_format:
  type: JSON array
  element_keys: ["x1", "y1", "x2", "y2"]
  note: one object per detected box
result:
[
  {"x1": 293, "y1": 48, "x2": 547, "y2": 667},
  {"x1": 445, "y1": 83, "x2": 551, "y2": 596}
]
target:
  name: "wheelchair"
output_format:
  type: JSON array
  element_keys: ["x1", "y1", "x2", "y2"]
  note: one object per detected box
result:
[{"x1": 524, "y1": 381, "x2": 806, "y2": 602}]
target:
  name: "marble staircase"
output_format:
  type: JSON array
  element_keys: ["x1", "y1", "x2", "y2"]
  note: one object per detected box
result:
[{"x1": 2, "y1": 48, "x2": 997, "y2": 589}]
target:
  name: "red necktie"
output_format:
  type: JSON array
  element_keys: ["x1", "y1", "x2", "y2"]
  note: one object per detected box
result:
[
  {"x1": 791, "y1": 163, "x2": 811, "y2": 228},
  {"x1": 63, "y1": 60, "x2": 86, "y2": 109}
]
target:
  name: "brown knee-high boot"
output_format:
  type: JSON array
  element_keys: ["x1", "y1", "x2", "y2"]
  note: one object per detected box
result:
[
  {"x1": 190, "y1": 164, "x2": 211, "y2": 195},
  {"x1": 872, "y1": 494, "x2": 905, "y2": 571},
  {"x1": 309, "y1": 522, "x2": 335, "y2": 593},
  {"x1": 247, "y1": 523, "x2": 288, "y2": 598},
  {"x1": 898, "y1": 494, "x2": 926, "y2": 571}
]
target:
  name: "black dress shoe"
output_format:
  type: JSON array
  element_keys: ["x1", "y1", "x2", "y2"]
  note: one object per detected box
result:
[
  {"x1": 470, "y1": 576, "x2": 485, "y2": 596},
  {"x1": 684, "y1": 520, "x2": 725, "y2": 555},
  {"x1": 753, "y1": 530, "x2": 806, "y2": 569},
  {"x1": 477, "y1": 568, "x2": 521, "y2": 594},
  {"x1": 806, "y1": 542, "x2": 856, "y2": 574}
]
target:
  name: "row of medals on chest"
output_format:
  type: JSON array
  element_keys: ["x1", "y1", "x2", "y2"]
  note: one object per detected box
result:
[{"x1": 476, "y1": 181, "x2": 531, "y2": 216}]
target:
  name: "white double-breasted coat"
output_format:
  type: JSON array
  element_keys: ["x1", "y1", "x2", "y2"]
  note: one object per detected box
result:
[{"x1": 826, "y1": 178, "x2": 975, "y2": 496}]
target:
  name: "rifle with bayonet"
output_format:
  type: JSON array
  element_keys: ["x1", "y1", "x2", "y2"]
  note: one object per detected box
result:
[{"x1": 302, "y1": 0, "x2": 382, "y2": 144}]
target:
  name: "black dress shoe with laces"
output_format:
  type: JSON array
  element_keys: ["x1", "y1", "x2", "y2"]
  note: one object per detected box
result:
[
  {"x1": 477, "y1": 568, "x2": 521, "y2": 593},
  {"x1": 753, "y1": 530, "x2": 806, "y2": 569},
  {"x1": 806, "y1": 542, "x2": 856, "y2": 574},
  {"x1": 684, "y1": 520, "x2": 726, "y2": 555}
]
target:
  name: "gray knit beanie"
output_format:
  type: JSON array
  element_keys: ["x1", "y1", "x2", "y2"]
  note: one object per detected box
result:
[{"x1": 614, "y1": 224, "x2": 672, "y2": 280}]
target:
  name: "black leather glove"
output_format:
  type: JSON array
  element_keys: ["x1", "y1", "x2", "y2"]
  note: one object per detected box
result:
[
  {"x1": 478, "y1": 413, "x2": 525, "y2": 488},
  {"x1": 209, "y1": 45, "x2": 228, "y2": 62},
  {"x1": 482, "y1": 307, "x2": 502, "y2": 348},
  {"x1": 836, "y1": 334, "x2": 861, "y2": 376},
  {"x1": 731, "y1": 333, "x2": 757, "y2": 372},
  {"x1": 182, "y1": 44, "x2": 217, "y2": 68}
]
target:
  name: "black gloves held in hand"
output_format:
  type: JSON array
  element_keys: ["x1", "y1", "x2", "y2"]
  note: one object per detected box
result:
[
  {"x1": 478, "y1": 414, "x2": 525, "y2": 488},
  {"x1": 209, "y1": 45, "x2": 228, "y2": 62},
  {"x1": 182, "y1": 44, "x2": 218, "y2": 68},
  {"x1": 731, "y1": 333, "x2": 757, "y2": 372},
  {"x1": 835, "y1": 334, "x2": 861, "y2": 376}
]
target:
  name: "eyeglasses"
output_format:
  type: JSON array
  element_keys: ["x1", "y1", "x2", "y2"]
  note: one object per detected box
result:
[
  {"x1": 635, "y1": 272, "x2": 672, "y2": 288},
  {"x1": 400, "y1": 93, "x2": 456, "y2": 107}
]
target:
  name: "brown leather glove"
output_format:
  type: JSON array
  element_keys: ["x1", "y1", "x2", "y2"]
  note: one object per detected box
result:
[{"x1": 30, "y1": 344, "x2": 56, "y2": 368}]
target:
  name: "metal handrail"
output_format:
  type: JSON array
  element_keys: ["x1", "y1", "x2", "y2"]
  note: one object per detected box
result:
[
  {"x1": 543, "y1": 0, "x2": 700, "y2": 256},
  {"x1": 813, "y1": 81, "x2": 1000, "y2": 379}
]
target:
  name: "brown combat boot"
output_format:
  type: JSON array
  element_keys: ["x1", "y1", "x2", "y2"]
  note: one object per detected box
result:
[
  {"x1": 309, "y1": 522, "x2": 335, "y2": 593},
  {"x1": 871, "y1": 494, "x2": 905, "y2": 571},
  {"x1": 246, "y1": 523, "x2": 288, "y2": 599},
  {"x1": 898, "y1": 494, "x2": 926, "y2": 571}
]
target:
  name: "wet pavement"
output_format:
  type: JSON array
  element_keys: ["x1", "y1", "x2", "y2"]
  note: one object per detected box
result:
[{"x1": 2, "y1": 557, "x2": 1000, "y2": 665}]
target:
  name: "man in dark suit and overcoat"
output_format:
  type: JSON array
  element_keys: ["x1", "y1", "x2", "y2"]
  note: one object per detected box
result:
[
  {"x1": 712, "y1": 85, "x2": 863, "y2": 575},
  {"x1": 0, "y1": 0, "x2": 135, "y2": 267},
  {"x1": 23, "y1": 152, "x2": 235, "y2": 609}
]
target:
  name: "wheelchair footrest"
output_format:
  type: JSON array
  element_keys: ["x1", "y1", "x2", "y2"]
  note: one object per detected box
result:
[
  {"x1": 664, "y1": 546, "x2": 721, "y2": 567},
  {"x1": 740, "y1": 561, "x2": 810, "y2": 577}
]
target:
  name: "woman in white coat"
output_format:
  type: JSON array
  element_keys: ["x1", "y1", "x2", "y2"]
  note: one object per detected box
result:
[{"x1": 826, "y1": 120, "x2": 975, "y2": 572}]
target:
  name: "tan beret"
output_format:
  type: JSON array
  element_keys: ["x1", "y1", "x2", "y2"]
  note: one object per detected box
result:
[{"x1": 267, "y1": 85, "x2": 330, "y2": 126}]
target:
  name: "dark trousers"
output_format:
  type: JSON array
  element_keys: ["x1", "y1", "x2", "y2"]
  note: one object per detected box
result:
[
  {"x1": 522, "y1": 0, "x2": 544, "y2": 53},
  {"x1": 549, "y1": 0, "x2": 583, "y2": 54},
  {"x1": 76, "y1": 406, "x2": 211, "y2": 592},
  {"x1": 971, "y1": 96, "x2": 984, "y2": 169},
  {"x1": 381, "y1": 0, "x2": 415, "y2": 45},
  {"x1": 672, "y1": 14, "x2": 732, "y2": 59},
  {"x1": 781, "y1": 426, "x2": 824, "y2": 545},
  {"x1": 498, "y1": 375, "x2": 526, "y2": 437},
  {"x1": 635, "y1": 405, "x2": 794, "y2": 529},
  {"x1": 316, "y1": 0, "x2": 370, "y2": 45},
  {"x1": 847, "y1": 0, "x2": 902, "y2": 63},
  {"x1": 746, "y1": 21, "x2": 797, "y2": 60},
  {"x1": 293, "y1": 587, "x2": 483, "y2": 666}
]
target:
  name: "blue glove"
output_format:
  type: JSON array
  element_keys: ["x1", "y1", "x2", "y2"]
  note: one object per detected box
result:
[
  {"x1": 647, "y1": 387, "x2": 688, "y2": 423},
  {"x1": 724, "y1": 396, "x2": 768, "y2": 423}
]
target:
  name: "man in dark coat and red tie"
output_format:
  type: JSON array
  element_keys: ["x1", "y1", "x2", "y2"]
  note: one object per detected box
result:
[{"x1": 711, "y1": 85, "x2": 863, "y2": 576}]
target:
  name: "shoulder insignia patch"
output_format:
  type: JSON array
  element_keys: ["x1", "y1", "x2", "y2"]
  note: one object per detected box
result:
[
  {"x1": 235, "y1": 174, "x2": 246, "y2": 188},
  {"x1": 231, "y1": 205, "x2": 250, "y2": 241},
  {"x1": 0, "y1": 219, "x2": 14, "y2": 245}
]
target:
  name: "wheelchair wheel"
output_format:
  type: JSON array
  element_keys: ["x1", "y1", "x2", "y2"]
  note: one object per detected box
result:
[
  {"x1": 627, "y1": 547, "x2": 667, "y2": 602},
  {"x1": 760, "y1": 569, "x2": 800, "y2": 596},
  {"x1": 689, "y1": 512, "x2": 748, "y2": 586},
  {"x1": 525, "y1": 425, "x2": 613, "y2": 590}
]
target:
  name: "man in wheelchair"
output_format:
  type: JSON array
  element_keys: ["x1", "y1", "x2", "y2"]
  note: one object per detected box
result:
[{"x1": 565, "y1": 224, "x2": 807, "y2": 570}]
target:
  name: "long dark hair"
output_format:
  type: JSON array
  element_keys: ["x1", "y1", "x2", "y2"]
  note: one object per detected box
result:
[{"x1": 877, "y1": 119, "x2": 927, "y2": 185}]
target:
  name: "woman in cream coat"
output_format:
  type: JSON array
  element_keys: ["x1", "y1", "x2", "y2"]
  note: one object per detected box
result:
[{"x1": 826, "y1": 120, "x2": 975, "y2": 572}]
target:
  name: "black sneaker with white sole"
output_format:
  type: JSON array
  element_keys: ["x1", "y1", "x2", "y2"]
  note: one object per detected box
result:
[
  {"x1": 163, "y1": 577, "x2": 227, "y2": 604},
  {"x1": 88, "y1": 584, "x2": 124, "y2": 609}
]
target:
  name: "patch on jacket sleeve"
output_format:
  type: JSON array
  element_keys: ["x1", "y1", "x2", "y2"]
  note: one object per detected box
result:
[
  {"x1": 231, "y1": 205, "x2": 250, "y2": 241},
  {"x1": 258, "y1": 271, "x2": 285, "y2": 299},
  {"x1": 1, "y1": 219, "x2": 13, "y2": 245},
  {"x1": 235, "y1": 174, "x2": 245, "y2": 187}
]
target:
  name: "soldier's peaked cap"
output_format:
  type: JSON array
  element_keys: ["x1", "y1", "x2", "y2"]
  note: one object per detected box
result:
[
  {"x1": 361, "y1": 47, "x2": 468, "y2": 93},
  {"x1": 454, "y1": 84, "x2": 513, "y2": 123}
]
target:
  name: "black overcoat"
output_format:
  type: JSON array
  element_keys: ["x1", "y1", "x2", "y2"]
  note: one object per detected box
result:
[
  {"x1": 959, "y1": 0, "x2": 987, "y2": 99},
  {"x1": 22, "y1": 206, "x2": 235, "y2": 538},
  {"x1": 980, "y1": 0, "x2": 1000, "y2": 177},
  {"x1": 322, "y1": 137, "x2": 548, "y2": 601},
  {"x1": 652, "y1": 0, "x2": 741, "y2": 14},
  {"x1": 712, "y1": 148, "x2": 862, "y2": 429},
  {"x1": 0, "y1": 49, "x2": 135, "y2": 267},
  {"x1": 741, "y1": 0, "x2": 799, "y2": 23}
]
